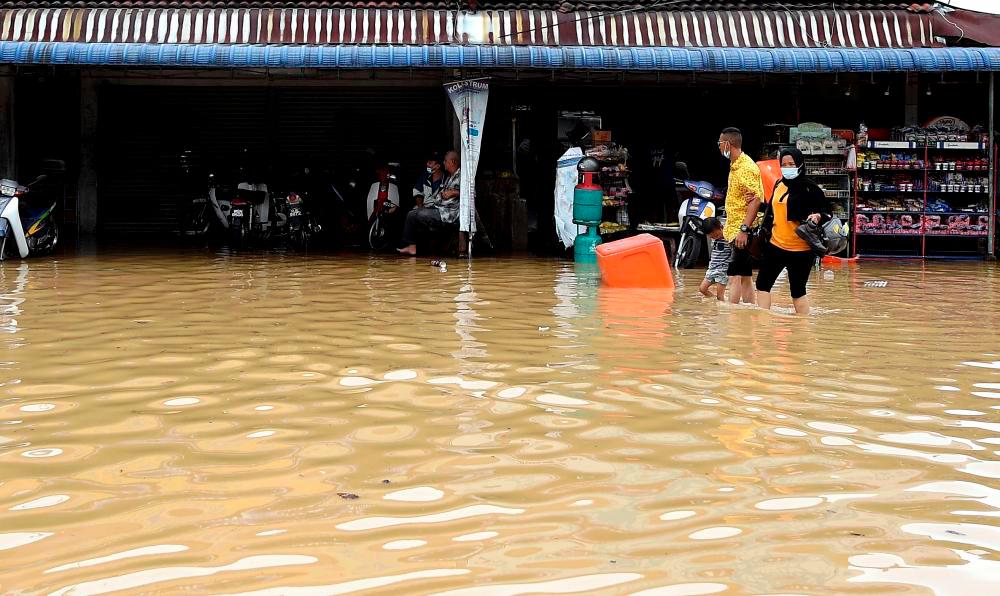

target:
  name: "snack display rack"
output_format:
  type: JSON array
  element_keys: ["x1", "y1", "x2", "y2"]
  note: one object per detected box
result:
[
  {"x1": 854, "y1": 140, "x2": 992, "y2": 258},
  {"x1": 804, "y1": 153, "x2": 853, "y2": 222},
  {"x1": 585, "y1": 144, "x2": 632, "y2": 236}
]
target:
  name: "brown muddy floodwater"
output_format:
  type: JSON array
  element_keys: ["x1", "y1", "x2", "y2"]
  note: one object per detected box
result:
[{"x1": 1, "y1": 250, "x2": 999, "y2": 596}]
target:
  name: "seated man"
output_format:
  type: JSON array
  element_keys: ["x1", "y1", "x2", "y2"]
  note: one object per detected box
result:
[
  {"x1": 413, "y1": 153, "x2": 445, "y2": 209},
  {"x1": 397, "y1": 151, "x2": 460, "y2": 256}
]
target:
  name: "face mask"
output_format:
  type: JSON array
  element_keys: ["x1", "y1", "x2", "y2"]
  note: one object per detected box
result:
[
  {"x1": 426, "y1": 167, "x2": 434, "y2": 174},
  {"x1": 781, "y1": 166, "x2": 800, "y2": 180},
  {"x1": 723, "y1": 150, "x2": 731, "y2": 160}
]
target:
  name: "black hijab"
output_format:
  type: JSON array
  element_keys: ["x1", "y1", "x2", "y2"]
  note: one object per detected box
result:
[{"x1": 777, "y1": 148, "x2": 831, "y2": 224}]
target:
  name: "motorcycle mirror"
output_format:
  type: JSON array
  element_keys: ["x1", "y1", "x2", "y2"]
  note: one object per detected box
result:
[
  {"x1": 39, "y1": 159, "x2": 66, "y2": 174},
  {"x1": 29, "y1": 174, "x2": 49, "y2": 186}
]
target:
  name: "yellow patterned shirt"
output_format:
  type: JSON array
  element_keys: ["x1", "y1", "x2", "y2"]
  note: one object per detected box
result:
[{"x1": 723, "y1": 152, "x2": 764, "y2": 242}]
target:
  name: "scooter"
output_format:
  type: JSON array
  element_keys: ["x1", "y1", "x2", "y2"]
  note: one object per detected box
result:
[
  {"x1": 0, "y1": 172, "x2": 60, "y2": 260},
  {"x1": 366, "y1": 162, "x2": 401, "y2": 251},
  {"x1": 183, "y1": 174, "x2": 232, "y2": 239},
  {"x1": 228, "y1": 182, "x2": 270, "y2": 247},
  {"x1": 674, "y1": 178, "x2": 723, "y2": 269}
]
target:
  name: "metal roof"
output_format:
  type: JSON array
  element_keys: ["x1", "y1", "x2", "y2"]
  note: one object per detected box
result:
[
  {"x1": 2, "y1": 41, "x2": 997, "y2": 70},
  {"x1": 0, "y1": 6, "x2": 942, "y2": 48},
  {"x1": 0, "y1": 1, "x2": 931, "y2": 9}
]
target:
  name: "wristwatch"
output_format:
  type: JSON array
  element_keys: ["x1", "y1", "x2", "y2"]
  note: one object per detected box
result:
[{"x1": 739, "y1": 224, "x2": 751, "y2": 233}]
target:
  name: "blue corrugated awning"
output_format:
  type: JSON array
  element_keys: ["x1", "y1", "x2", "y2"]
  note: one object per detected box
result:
[{"x1": 1, "y1": 42, "x2": 999, "y2": 72}]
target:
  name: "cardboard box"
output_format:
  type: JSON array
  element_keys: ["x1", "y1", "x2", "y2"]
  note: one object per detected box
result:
[{"x1": 592, "y1": 130, "x2": 612, "y2": 143}]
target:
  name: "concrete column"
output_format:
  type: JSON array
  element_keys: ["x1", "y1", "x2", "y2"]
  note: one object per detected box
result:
[
  {"x1": 904, "y1": 73, "x2": 919, "y2": 126},
  {"x1": 0, "y1": 70, "x2": 14, "y2": 177},
  {"x1": 77, "y1": 77, "x2": 98, "y2": 235}
]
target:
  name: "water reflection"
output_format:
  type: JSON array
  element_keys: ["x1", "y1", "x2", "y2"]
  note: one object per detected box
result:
[{"x1": 0, "y1": 254, "x2": 998, "y2": 594}]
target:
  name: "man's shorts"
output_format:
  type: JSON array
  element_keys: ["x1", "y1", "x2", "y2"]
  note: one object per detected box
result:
[
  {"x1": 705, "y1": 270, "x2": 729, "y2": 286},
  {"x1": 726, "y1": 245, "x2": 754, "y2": 277}
]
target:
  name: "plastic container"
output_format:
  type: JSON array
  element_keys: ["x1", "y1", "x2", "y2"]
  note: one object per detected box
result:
[
  {"x1": 757, "y1": 159, "x2": 781, "y2": 202},
  {"x1": 595, "y1": 234, "x2": 674, "y2": 288}
]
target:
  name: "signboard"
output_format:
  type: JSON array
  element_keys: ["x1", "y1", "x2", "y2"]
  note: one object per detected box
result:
[{"x1": 445, "y1": 79, "x2": 489, "y2": 234}]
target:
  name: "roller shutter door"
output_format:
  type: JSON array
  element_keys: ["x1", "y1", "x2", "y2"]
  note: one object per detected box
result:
[{"x1": 98, "y1": 84, "x2": 444, "y2": 235}]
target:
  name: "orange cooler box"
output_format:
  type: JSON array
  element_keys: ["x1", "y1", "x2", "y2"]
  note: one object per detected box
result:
[{"x1": 595, "y1": 234, "x2": 675, "y2": 288}]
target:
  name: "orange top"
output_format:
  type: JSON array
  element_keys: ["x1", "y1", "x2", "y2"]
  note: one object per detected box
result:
[{"x1": 770, "y1": 182, "x2": 812, "y2": 252}]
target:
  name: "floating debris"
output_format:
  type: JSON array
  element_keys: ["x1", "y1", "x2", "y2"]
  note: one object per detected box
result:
[
  {"x1": 337, "y1": 493, "x2": 360, "y2": 500},
  {"x1": 864, "y1": 280, "x2": 888, "y2": 288}
]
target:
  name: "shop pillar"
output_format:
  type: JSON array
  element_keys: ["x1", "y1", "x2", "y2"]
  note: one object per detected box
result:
[
  {"x1": 989, "y1": 72, "x2": 996, "y2": 258},
  {"x1": 905, "y1": 73, "x2": 918, "y2": 127},
  {"x1": 77, "y1": 77, "x2": 98, "y2": 236},
  {"x1": 0, "y1": 70, "x2": 14, "y2": 177}
]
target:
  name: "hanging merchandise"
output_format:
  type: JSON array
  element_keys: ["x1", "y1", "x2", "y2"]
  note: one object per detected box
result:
[
  {"x1": 554, "y1": 148, "x2": 585, "y2": 248},
  {"x1": 585, "y1": 143, "x2": 632, "y2": 237}
]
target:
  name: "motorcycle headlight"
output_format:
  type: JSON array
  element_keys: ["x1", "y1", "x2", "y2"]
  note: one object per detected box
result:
[
  {"x1": 0, "y1": 184, "x2": 16, "y2": 197},
  {"x1": 697, "y1": 188, "x2": 712, "y2": 199}
]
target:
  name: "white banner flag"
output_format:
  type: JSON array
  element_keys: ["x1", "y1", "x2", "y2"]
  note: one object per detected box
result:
[{"x1": 445, "y1": 79, "x2": 489, "y2": 233}]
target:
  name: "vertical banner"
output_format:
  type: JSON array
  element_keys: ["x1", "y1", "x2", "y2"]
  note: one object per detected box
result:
[{"x1": 445, "y1": 79, "x2": 489, "y2": 234}]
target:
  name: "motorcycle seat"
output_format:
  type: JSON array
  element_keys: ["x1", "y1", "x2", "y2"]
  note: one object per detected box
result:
[{"x1": 236, "y1": 189, "x2": 268, "y2": 205}]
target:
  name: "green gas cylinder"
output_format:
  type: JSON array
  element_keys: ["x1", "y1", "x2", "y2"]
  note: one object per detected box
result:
[{"x1": 574, "y1": 227, "x2": 602, "y2": 263}]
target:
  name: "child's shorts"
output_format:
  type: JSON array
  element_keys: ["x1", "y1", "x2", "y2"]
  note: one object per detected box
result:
[{"x1": 705, "y1": 270, "x2": 729, "y2": 286}]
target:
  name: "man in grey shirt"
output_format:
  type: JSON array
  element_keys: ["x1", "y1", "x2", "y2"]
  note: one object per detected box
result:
[{"x1": 398, "y1": 151, "x2": 460, "y2": 256}]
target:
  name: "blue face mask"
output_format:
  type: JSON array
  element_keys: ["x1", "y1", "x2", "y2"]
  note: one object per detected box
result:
[{"x1": 781, "y1": 166, "x2": 800, "y2": 180}]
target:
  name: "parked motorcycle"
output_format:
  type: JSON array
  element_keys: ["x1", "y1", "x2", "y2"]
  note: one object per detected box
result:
[
  {"x1": 674, "y1": 176, "x2": 724, "y2": 269},
  {"x1": 0, "y1": 162, "x2": 63, "y2": 260},
  {"x1": 277, "y1": 190, "x2": 321, "y2": 250},
  {"x1": 365, "y1": 162, "x2": 401, "y2": 251},
  {"x1": 228, "y1": 182, "x2": 270, "y2": 247},
  {"x1": 182, "y1": 174, "x2": 232, "y2": 239}
]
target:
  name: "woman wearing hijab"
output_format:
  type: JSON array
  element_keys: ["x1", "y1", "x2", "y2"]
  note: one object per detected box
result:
[{"x1": 755, "y1": 148, "x2": 832, "y2": 315}]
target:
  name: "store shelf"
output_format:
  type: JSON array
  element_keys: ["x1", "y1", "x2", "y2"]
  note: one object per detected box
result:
[
  {"x1": 855, "y1": 231, "x2": 922, "y2": 236},
  {"x1": 923, "y1": 212, "x2": 990, "y2": 216},
  {"x1": 855, "y1": 210, "x2": 923, "y2": 214},
  {"x1": 859, "y1": 167, "x2": 988, "y2": 173},
  {"x1": 924, "y1": 232, "x2": 989, "y2": 237},
  {"x1": 864, "y1": 141, "x2": 987, "y2": 150}
]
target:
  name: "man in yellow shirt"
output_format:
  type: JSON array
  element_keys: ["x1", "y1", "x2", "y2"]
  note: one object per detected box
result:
[{"x1": 718, "y1": 127, "x2": 763, "y2": 305}]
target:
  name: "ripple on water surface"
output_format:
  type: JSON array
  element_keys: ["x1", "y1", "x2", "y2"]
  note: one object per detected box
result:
[{"x1": 1, "y1": 254, "x2": 1000, "y2": 594}]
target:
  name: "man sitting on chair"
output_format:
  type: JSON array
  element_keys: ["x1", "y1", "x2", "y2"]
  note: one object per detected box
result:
[
  {"x1": 413, "y1": 153, "x2": 445, "y2": 209},
  {"x1": 397, "y1": 151, "x2": 460, "y2": 256}
]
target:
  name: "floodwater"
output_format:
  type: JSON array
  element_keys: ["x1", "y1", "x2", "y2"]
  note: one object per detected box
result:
[{"x1": 1, "y1": 250, "x2": 999, "y2": 596}]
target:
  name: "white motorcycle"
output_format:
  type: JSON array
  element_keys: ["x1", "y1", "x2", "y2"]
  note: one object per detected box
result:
[
  {"x1": 365, "y1": 162, "x2": 401, "y2": 251},
  {"x1": 183, "y1": 174, "x2": 232, "y2": 238},
  {"x1": 674, "y1": 179, "x2": 723, "y2": 269},
  {"x1": 0, "y1": 173, "x2": 60, "y2": 260}
]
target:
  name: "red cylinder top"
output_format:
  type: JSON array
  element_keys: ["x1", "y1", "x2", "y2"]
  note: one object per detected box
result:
[{"x1": 577, "y1": 171, "x2": 601, "y2": 190}]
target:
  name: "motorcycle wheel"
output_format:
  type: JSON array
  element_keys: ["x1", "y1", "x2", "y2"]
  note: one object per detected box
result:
[
  {"x1": 291, "y1": 228, "x2": 309, "y2": 251},
  {"x1": 230, "y1": 220, "x2": 247, "y2": 249},
  {"x1": 34, "y1": 220, "x2": 58, "y2": 255},
  {"x1": 368, "y1": 217, "x2": 390, "y2": 251},
  {"x1": 184, "y1": 203, "x2": 210, "y2": 238},
  {"x1": 677, "y1": 234, "x2": 701, "y2": 269}
]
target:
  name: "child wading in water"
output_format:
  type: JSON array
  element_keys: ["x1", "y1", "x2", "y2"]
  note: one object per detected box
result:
[{"x1": 699, "y1": 217, "x2": 732, "y2": 301}]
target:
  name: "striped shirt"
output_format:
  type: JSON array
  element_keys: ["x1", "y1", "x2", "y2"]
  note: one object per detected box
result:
[{"x1": 707, "y1": 239, "x2": 733, "y2": 275}]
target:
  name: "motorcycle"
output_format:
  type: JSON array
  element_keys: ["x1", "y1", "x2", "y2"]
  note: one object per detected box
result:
[
  {"x1": 674, "y1": 177, "x2": 723, "y2": 269},
  {"x1": 0, "y1": 163, "x2": 62, "y2": 260},
  {"x1": 278, "y1": 190, "x2": 321, "y2": 250},
  {"x1": 365, "y1": 162, "x2": 401, "y2": 251},
  {"x1": 228, "y1": 182, "x2": 271, "y2": 247},
  {"x1": 182, "y1": 174, "x2": 232, "y2": 239}
]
